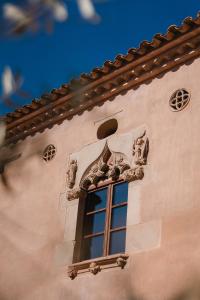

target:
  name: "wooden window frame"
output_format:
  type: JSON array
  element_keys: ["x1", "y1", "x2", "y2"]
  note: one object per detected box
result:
[
  {"x1": 81, "y1": 178, "x2": 128, "y2": 261},
  {"x1": 70, "y1": 177, "x2": 129, "y2": 279}
]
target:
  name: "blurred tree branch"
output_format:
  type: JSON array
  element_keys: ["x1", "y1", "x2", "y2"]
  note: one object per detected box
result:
[{"x1": 2, "y1": 0, "x2": 101, "y2": 37}]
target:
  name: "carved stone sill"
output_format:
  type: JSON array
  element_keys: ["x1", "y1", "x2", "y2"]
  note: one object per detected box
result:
[{"x1": 67, "y1": 253, "x2": 129, "y2": 280}]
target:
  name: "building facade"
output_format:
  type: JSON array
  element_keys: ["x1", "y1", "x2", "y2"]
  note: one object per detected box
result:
[{"x1": 1, "y1": 12, "x2": 200, "y2": 300}]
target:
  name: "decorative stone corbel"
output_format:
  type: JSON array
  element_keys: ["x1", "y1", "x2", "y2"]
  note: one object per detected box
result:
[
  {"x1": 89, "y1": 262, "x2": 101, "y2": 275},
  {"x1": 121, "y1": 166, "x2": 144, "y2": 182},
  {"x1": 67, "y1": 188, "x2": 87, "y2": 201},
  {"x1": 133, "y1": 130, "x2": 149, "y2": 166},
  {"x1": 68, "y1": 267, "x2": 78, "y2": 280},
  {"x1": 66, "y1": 159, "x2": 78, "y2": 189},
  {"x1": 116, "y1": 257, "x2": 127, "y2": 269}
]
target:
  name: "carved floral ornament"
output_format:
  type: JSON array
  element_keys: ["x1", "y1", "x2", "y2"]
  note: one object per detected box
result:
[{"x1": 67, "y1": 130, "x2": 149, "y2": 201}]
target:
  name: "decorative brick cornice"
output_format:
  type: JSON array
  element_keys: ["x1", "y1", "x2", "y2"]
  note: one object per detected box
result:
[{"x1": 3, "y1": 12, "x2": 200, "y2": 144}]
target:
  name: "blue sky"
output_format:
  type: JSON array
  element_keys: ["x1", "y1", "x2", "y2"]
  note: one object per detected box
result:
[{"x1": 0, "y1": 0, "x2": 199, "y2": 115}]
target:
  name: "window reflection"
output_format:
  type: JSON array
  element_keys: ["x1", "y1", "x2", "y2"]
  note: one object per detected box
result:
[
  {"x1": 111, "y1": 206, "x2": 127, "y2": 229},
  {"x1": 82, "y1": 235, "x2": 104, "y2": 260},
  {"x1": 109, "y1": 230, "x2": 126, "y2": 255},
  {"x1": 86, "y1": 188, "x2": 108, "y2": 212},
  {"x1": 84, "y1": 211, "x2": 106, "y2": 235},
  {"x1": 112, "y1": 182, "x2": 128, "y2": 205}
]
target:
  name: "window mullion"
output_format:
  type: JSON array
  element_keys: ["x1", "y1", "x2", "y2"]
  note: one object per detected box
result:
[{"x1": 104, "y1": 184, "x2": 113, "y2": 256}]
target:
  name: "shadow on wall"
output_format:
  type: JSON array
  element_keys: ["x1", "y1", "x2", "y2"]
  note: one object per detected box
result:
[
  {"x1": 171, "y1": 285, "x2": 200, "y2": 300},
  {"x1": 0, "y1": 135, "x2": 62, "y2": 300},
  {"x1": 0, "y1": 134, "x2": 48, "y2": 191},
  {"x1": 126, "y1": 279, "x2": 200, "y2": 300}
]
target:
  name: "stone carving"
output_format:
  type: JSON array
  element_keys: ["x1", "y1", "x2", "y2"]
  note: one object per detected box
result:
[
  {"x1": 67, "y1": 188, "x2": 80, "y2": 201},
  {"x1": 80, "y1": 143, "x2": 132, "y2": 189},
  {"x1": 81, "y1": 143, "x2": 111, "y2": 189},
  {"x1": 68, "y1": 268, "x2": 78, "y2": 280},
  {"x1": 108, "y1": 152, "x2": 130, "y2": 180},
  {"x1": 68, "y1": 255, "x2": 129, "y2": 279},
  {"x1": 121, "y1": 166, "x2": 144, "y2": 182},
  {"x1": 133, "y1": 130, "x2": 149, "y2": 165},
  {"x1": 116, "y1": 257, "x2": 127, "y2": 269},
  {"x1": 89, "y1": 262, "x2": 101, "y2": 275},
  {"x1": 75, "y1": 135, "x2": 149, "y2": 193},
  {"x1": 82, "y1": 158, "x2": 109, "y2": 189},
  {"x1": 67, "y1": 188, "x2": 87, "y2": 201},
  {"x1": 66, "y1": 159, "x2": 78, "y2": 189}
]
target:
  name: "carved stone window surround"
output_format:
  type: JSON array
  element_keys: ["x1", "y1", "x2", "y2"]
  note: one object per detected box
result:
[
  {"x1": 67, "y1": 166, "x2": 144, "y2": 201},
  {"x1": 67, "y1": 135, "x2": 148, "y2": 201},
  {"x1": 65, "y1": 129, "x2": 148, "y2": 276},
  {"x1": 87, "y1": 177, "x2": 126, "y2": 191},
  {"x1": 68, "y1": 253, "x2": 129, "y2": 280}
]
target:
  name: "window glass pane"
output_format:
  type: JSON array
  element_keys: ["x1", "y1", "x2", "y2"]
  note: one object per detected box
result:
[
  {"x1": 112, "y1": 182, "x2": 128, "y2": 205},
  {"x1": 109, "y1": 230, "x2": 126, "y2": 255},
  {"x1": 82, "y1": 235, "x2": 104, "y2": 260},
  {"x1": 86, "y1": 188, "x2": 108, "y2": 212},
  {"x1": 84, "y1": 211, "x2": 106, "y2": 235},
  {"x1": 111, "y1": 205, "x2": 127, "y2": 229}
]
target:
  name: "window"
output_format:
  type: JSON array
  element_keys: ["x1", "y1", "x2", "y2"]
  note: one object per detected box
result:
[
  {"x1": 68, "y1": 137, "x2": 148, "y2": 278},
  {"x1": 79, "y1": 181, "x2": 128, "y2": 261},
  {"x1": 43, "y1": 144, "x2": 56, "y2": 162},
  {"x1": 169, "y1": 88, "x2": 190, "y2": 111},
  {"x1": 97, "y1": 118, "x2": 118, "y2": 140}
]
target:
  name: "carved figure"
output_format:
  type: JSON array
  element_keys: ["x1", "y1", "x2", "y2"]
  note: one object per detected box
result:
[
  {"x1": 67, "y1": 159, "x2": 78, "y2": 189},
  {"x1": 89, "y1": 262, "x2": 101, "y2": 275},
  {"x1": 108, "y1": 152, "x2": 130, "y2": 180},
  {"x1": 133, "y1": 131, "x2": 149, "y2": 165}
]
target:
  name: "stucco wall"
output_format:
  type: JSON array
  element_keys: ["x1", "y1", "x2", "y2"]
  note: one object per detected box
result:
[{"x1": 0, "y1": 58, "x2": 200, "y2": 300}]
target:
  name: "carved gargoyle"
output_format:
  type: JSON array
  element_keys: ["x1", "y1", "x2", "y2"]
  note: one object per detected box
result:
[
  {"x1": 66, "y1": 159, "x2": 78, "y2": 189},
  {"x1": 133, "y1": 130, "x2": 149, "y2": 165}
]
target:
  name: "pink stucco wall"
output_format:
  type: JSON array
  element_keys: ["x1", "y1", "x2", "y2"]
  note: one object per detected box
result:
[{"x1": 0, "y1": 58, "x2": 200, "y2": 300}]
